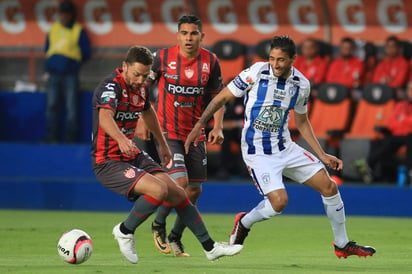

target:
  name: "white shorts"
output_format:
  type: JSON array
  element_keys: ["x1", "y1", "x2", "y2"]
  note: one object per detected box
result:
[{"x1": 243, "y1": 141, "x2": 325, "y2": 195}]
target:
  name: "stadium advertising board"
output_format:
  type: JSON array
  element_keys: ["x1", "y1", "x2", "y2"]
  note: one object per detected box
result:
[{"x1": 0, "y1": 0, "x2": 411, "y2": 47}]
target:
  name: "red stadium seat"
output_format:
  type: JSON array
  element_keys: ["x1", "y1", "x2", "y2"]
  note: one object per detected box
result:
[{"x1": 340, "y1": 83, "x2": 395, "y2": 180}]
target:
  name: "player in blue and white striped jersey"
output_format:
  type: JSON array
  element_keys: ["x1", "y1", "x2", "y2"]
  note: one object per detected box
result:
[{"x1": 184, "y1": 36, "x2": 376, "y2": 259}]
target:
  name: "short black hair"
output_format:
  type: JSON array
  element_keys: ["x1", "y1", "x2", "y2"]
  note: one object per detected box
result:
[
  {"x1": 125, "y1": 46, "x2": 153, "y2": 66},
  {"x1": 178, "y1": 14, "x2": 202, "y2": 32},
  {"x1": 341, "y1": 37, "x2": 356, "y2": 47},
  {"x1": 386, "y1": 35, "x2": 401, "y2": 47},
  {"x1": 270, "y1": 35, "x2": 296, "y2": 58},
  {"x1": 59, "y1": 0, "x2": 76, "y2": 15}
]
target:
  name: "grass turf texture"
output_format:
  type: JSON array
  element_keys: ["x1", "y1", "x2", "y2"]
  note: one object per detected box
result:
[{"x1": 0, "y1": 210, "x2": 411, "y2": 273}]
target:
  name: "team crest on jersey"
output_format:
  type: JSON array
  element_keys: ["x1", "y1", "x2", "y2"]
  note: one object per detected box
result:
[
  {"x1": 124, "y1": 168, "x2": 136, "y2": 179},
  {"x1": 132, "y1": 94, "x2": 140, "y2": 105},
  {"x1": 202, "y1": 63, "x2": 209, "y2": 73},
  {"x1": 122, "y1": 89, "x2": 128, "y2": 97},
  {"x1": 289, "y1": 84, "x2": 298, "y2": 96},
  {"x1": 185, "y1": 67, "x2": 194, "y2": 79}
]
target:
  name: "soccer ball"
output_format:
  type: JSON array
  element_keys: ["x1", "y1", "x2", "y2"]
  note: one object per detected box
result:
[{"x1": 57, "y1": 229, "x2": 93, "y2": 264}]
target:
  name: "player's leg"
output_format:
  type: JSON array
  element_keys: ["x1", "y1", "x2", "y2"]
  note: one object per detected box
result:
[
  {"x1": 230, "y1": 153, "x2": 285, "y2": 245},
  {"x1": 152, "y1": 176, "x2": 187, "y2": 255},
  {"x1": 167, "y1": 141, "x2": 207, "y2": 256},
  {"x1": 154, "y1": 171, "x2": 243, "y2": 261},
  {"x1": 304, "y1": 169, "x2": 376, "y2": 258},
  {"x1": 151, "y1": 139, "x2": 188, "y2": 254},
  {"x1": 93, "y1": 156, "x2": 167, "y2": 264}
]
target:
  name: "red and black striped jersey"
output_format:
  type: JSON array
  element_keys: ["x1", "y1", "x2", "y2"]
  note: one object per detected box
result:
[
  {"x1": 91, "y1": 68, "x2": 151, "y2": 165},
  {"x1": 147, "y1": 45, "x2": 223, "y2": 141}
]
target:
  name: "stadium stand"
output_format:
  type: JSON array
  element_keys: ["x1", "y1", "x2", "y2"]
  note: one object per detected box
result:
[
  {"x1": 340, "y1": 83, "x2": 396, "y2": 180},
  {"x1": 212, "y1": 39, "x2": 247, "y2": 85},
  {"x1": 251, "y1": 39, "x2": 271, "y2": 64}
]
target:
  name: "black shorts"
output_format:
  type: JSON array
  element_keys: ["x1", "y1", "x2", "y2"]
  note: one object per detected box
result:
[
  {"x1": 93, "y1": 152, "x2": 164, "y2": 201},
  {"x1": 165, "y1": 138, "x2": 207, "y2": 186}
]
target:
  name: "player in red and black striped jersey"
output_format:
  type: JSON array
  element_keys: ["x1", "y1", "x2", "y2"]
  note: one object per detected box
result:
[
  {"x1": 91, "y1": 45, "x2": 243, "y2": 263},
  {"x1": 138, "y1": 15, "x2": 225, "y2": 257}
]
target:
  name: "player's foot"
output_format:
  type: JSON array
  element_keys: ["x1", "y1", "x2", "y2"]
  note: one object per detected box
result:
[
  {"x1": 229, "y1": 212, "x2": 250, "y2": 245},
  {"x1": 204, "y1": 242, "x2": 243, "y2": 261},
  {"x1": 151, "y1": 222, "x2": 171, "y2": 254},
  {"x1": 168, "y1": 233, "x2": 190, "y2": 257},
  {"x1": 112, "y1": 223, "x2": 138, "y2": 264},
  {"x1": 334, "y1": 241, "x2": 376, "y2": 259}
]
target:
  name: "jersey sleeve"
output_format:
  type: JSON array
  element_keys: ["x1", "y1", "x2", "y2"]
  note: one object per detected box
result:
[
  {"x1": 95, "y1": 79, "x2": 121, "y2": 112},
  {"x1": 206, "y1": 56, "x2": 224, "y2": 93},
  {"x1": 145, "y1": 50, "x2": 161, "y2": 89},
  {"x1": 227, "y1": 62, "x2": 263, "y2": 98},
  {"x1": 294, "y1": 83, "x2": 310, "y2": 114}
]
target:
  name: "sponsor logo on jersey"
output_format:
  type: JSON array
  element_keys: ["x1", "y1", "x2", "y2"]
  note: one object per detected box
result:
[
  {"x1": 168, "y1": 61, "x2": 176, "y2": 70},
  {"x1": 101, "y1": 91, "x2": 116, "y2": 99},
  {"x1": 173, "y1": 101, "x2": 196, "y2": 108},
  {"x1": 105, "y1": 83, "x2": 115, "y2": 90},
  {"x1": 165, "y1": 73, "x2": 178, "y2": 80},
  {"x1": 201, "y1": 74, "x2": 209, "y2": 85},
  {"x1": 115, "y1": 111, "x2": 140, "y2": 121},
  {"x1": 202, "y1": 63, "x2": 209, "y2": 73},
  {"x1": 167, "y1": 83, "x2": 204, "y2": 96},
  {"x1": 120, "y1": 127, "x2": 135, "y2": 135},
  {"x1": 273, "y1": 88, "x2": 286, "y2": 100},
  {"x1": 253, "y1": 106, "x2": 282, "y2": 132}
]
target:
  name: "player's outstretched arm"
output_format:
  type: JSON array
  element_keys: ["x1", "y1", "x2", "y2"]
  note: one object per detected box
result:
[
  {"x1": 184, "y1": 87, "x2": 235, "y2": 153},
  {"x1": 294, "y1": 112, "x2": 343, "y2": 171}
]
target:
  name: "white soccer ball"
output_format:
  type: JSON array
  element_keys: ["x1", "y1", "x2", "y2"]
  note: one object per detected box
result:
[{"x1": 57, "y1": 229, "x2": 93, "y2": 264}]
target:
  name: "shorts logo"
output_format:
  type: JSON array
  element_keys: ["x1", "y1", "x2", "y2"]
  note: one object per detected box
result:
[
  {"x1": 261, "y1": 173, "x2": 270, "y2": 184},
  {"x1": 124, "y1": 168, "x2": 136, "y2": 179},
  {"x1": 173, "y1": 153, "x2": 184, "y2": 162}
]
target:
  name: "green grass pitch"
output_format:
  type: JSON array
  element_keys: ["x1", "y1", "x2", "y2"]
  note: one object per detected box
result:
[{"x1": 0, "y1": 210, "x2": 411, "y2": 273}]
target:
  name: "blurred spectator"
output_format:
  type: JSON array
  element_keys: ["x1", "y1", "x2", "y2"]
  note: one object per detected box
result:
[
  {"x1": 354, "y1": 80, "x2": 412, "y2": 183},
  {"x1": 325, "y1": 37, "x2": 364, "y2": 91},
  {"x1": 214, "y1": 97, "x2": 247, "y2": 180},
  {"x1": 294, "y1": 38, "x2": 328, "y2": 91},
  {"x1": 372, "y1": 36, "x2": 409, "y2": 96},
  {"x1": 44, "y1": 0, "x2": 91, "y2": 143},
  {"x1": 362, "y1": 42, "x2": 378, "y2": 85}
]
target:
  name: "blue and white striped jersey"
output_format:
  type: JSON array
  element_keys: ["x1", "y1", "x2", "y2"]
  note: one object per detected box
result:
[{"x1": 227, "y1": 62, "x2": 310, "y2": 155}]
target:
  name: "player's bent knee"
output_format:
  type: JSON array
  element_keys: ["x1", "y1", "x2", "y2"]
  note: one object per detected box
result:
[{"x1": 322, "y1": 179, "x2": 338, "y2": 197}]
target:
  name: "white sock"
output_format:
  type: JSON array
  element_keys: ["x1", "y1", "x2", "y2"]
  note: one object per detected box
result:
[
  {"x1": 322, "y1": 192, "x2": 349, "y2": 248},
  {"x1": 241, "y1": 198, "x2": 281, "y2": 229}
]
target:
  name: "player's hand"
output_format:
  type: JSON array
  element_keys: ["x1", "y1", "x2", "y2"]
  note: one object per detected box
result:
[
  {"x1": 208, "y1": 128, "x2": 224, "y2": 145},
  {"x1": 118, "y1": 138, "x2": 138, "y2": 157},
  {"x1": 320, "y1": 153, "x2": 343, "y2": 171},
  {"x1": 184, "y1": 123, "x2": 203, "y2": 154},
  {"x1": 135, "y1": 119, "x2": 151, "y2": 141},
  {"x1": 158, "y1": 143, "x2": 172, "y2": 167}
]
